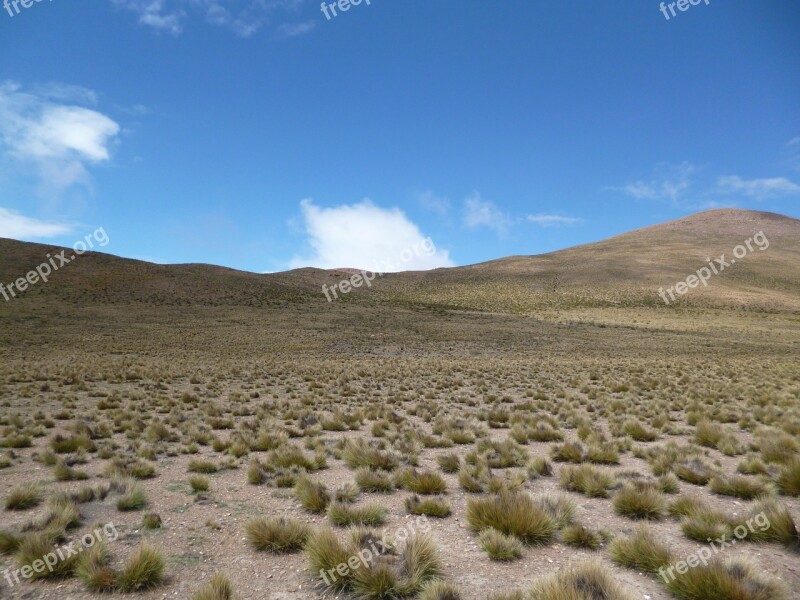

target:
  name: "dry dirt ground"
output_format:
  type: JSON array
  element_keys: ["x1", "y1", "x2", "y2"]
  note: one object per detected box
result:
[{"x1": 0, "y1": 302, "x2": 799, "y2": 600}]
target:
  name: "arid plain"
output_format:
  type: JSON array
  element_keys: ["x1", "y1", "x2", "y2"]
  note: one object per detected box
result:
[{"x1": 1, "y1": 209, "x2": 799, "y2": 600}]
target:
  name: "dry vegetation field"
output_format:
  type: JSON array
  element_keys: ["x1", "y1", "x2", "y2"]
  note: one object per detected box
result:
[{"x1": 1, "y1": 210, "x2": 799, "y2": 600}]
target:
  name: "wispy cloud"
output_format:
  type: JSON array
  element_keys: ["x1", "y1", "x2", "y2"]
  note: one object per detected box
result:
[
  {"x1": 613, "y1": 161, "x2": 697, "y2": 204},
  {"x1": 0, "y1": 208, "x2": 73, "y2": 240},
  {"x1": 786, "y1": 136, "x2": 800, "y2": 172},
  {"x1": 416, "y1": 190, "x2": 450, "y2": 217},
  {"x1": 463, "y1": 192, "x2": 512, "y2": 235},
  {"x1": 527, "y1": 214, "x2": 581, "y2": 227},
  {"x1": 112, "y1": 0, "x2": 313, "y2": 37},
  {"x1": 112, "y1": 0, "x2": 184, "y2": 35},
  {"x1": 717, "y1": 175, "x2": 800, "y2": 200},
  {"x1": 0, "y1": 81, "x2": 120, "y2": 197},
  {"x1": 289, "y1": 199, "x2": 454, "y2": 271},
  {"x1": 276, "y1": 20, "x2": 317, "y2": 37}
]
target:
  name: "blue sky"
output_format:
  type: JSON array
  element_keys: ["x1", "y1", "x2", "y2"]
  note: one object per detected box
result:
[{"x1": 1, "y1": 0, "x2": 799, "y2": 273}]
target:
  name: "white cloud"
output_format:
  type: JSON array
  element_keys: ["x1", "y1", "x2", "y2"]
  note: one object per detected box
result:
[
  {"x1": 276, "y1": 20, "x2": 316, "y2": 37},
  {"x1": 417, "y1": 190, "x2": 450, "y2": 217},
  {"x1": 527, "y1": 214, "x2": 581, "y2": 227},
  {"x1": 786, "y1": 137, "x2": 800, "y2": 172},
  {"x1": 0, "y1": 208, "x2": 73, "y2": 240},
  {"x1": 717, "y1": 175, "x2": 800, "y2": 199},
  {"x1": 463, "y1": 192, "x2": 512, "y2": 234},
  {"x1": 32, "y1": 83, "x2": 99, "y2": 106},
  {"x1": 289, "y1": 199, "x2": 454, "y2": 272},
  {"x1": 613, "y1": 161, "x2": 696, "y2": 203},
  {"x1": 0, "y1": 82, "x2": 120, "y2": 195},
  {"x1": 112, "y1": 0, "x2": 312, "y2": 37},
  {"x1": 112, "y1": 0, "x2": 184, "y2": 35}
]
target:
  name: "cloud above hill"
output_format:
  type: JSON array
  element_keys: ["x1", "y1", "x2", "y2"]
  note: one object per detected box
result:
[
  {"x1": 289, "y1": 199, "x2": 454, "y2": 272},
  {"x1": 0, "y1": 81, "x2": 120, "y2": 196}
]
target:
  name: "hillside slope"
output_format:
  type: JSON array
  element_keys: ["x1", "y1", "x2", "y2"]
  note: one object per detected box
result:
[{"x1": 0, "y1": 209, "x2": 798, "y2": 313}]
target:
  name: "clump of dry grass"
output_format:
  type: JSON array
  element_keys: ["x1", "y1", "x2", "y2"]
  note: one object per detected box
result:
[
  {"x1": 294, "y1": 476, "x2": 330, "y2": 513},
  {"x1": 245, "y1": 517, "x2": 310, "y2": 552},
  {"x1": 355, "y1": 468, "x2": 394, "y2": 492},
  {"x1": 610, "y1": 525, "x2": 672, "y2": 573},
  {"x1": 117, "y1": 544, "x2": 165, "y2": 592},
  {"x1": 776, "y1": 458, "x2": 800, "y2": 497},
  {"x1": 327, "y1": 502, "x2": 387, "y2": 527},
  {"x1": 529, "y1": 560, "x2": 637, "y2": 600},
  {"x1": 665, "y1": 558, "x2": 788, "y2": 600},
  {"x1": 559, "y1": 464, "x2": 615, "y2": 498},
  {"x1": 709, "y1": 474, "x2": 767, "y2": 499},
  {"x1": 478, "y1": 528, "x2": 523, "y2": 561},
  {"x1": 306, "y1": 527, "x2": 442, "y2": 598},
  {"x1": 76, "y1": 543, "x2": 116, "y2": 592},
  {"x1": 192, "y1": 573, "x2": 239, "y2": 600},
  {"x1": 406, "y1": 495, "x2": 451, "y2": 518},
  {"x1": 5, "y1": 483, "x2": 42, "y2": 511},
  {"x1": 613, "y1": 483, "x2": 666, "y2": 520},
  {"x1": 560, "y1": 523, "x2": 608, "y2": 550},
  {"x1": 418, "y1": 580, "x2": 464, "y2": 600},
  {"x1": 466, "y1": 491, "x2": 555, "y2": 545},
  {"x1": 342, "y1": 440, "x2": 398, "y2": 471},
  {"x1": 395, "y1": 468, "x2": 447, "y2": 494}
]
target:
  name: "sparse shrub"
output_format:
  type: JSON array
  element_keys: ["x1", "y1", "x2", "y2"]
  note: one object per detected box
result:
[
  {"x1": 613, "y1": 483, "x2": 666, "y2": 520},
  {"x1": 457, "y1": 467, "x2": 485, "y2": 493},
  {"x1": 355, "y1": 468, "x2": 394, "y2": 492},
  {"x1": 327, "y1": 502, "x2": 386, "y2": 527},
  {"x1": 192, "y1": 573, "x2": 238, "y2": 600},
  {"x1": 190, "y1": 475, "x2": 210, "y2": 493},
  {"x1": 0, "y1": 530, "x2": 22, "y2": 555},
  {"x1": 437, "y1": 453, "x2": 461, "y2": 474},
  {"x1": 530, "y1": 560, "x2": 637, "y2": 600},
  {"x1": 776, "y1": 458, "x2": 800, "y2": 496},
  {"x1": 674, "y1": 459, "x2": 715, "y2": 486},
  {"x1": 418, "y1": 580, "x2": 464, "y2": 600},
  {"x1": 116, "y1": 480, "x2": 148, "y2": 511},
  {"x1": 559, "y1": 464, "x2": 615, "y2": 498},
  {"x1": 527, "y1": 457, "x2": 553, "y2": 478},
  {"x1": 610, "y1": 525, "x2": 672, "y2": 573},
  {"x1": 466, "y1": 491, "x2": 555, "y2": 545},
  {"x1": 622, "y1": 420, "x2": 659, "y2": 442},
  {"x1": 17, "y1": 531, "x2": 78, "y2": 579},
  {"x1": 561, "y1": 524, "x2": 606, "y2": 549},
  {"x1": 665, "y1": 558, "x2": 788, "y2": 600},
  {"x1": 245, "y1": 517, "x2": 310, "y2": 553},
  {"x1": 709, "y1": 474, "x2": 767, "y2": 499},
  {"x1": 76, "y1": 543, "x2": 116, "y2": 592},
  {"x1": 294, "y1": 476, "x2": 330, "y2": 513},
  {"x1": 478, "y1": 528, "x2": 523, "y2": 561},
  {"x1": 143, "y1": 513, "x2": 163, "y2": 529},
  {"x1": 5, "y1": 483, "x2": 42, "y2": 510},
  {"x1": 550, "y1": 441, "x2": 584, "y2": 463},
  {"x1": 188, "y1": 459, "x2": 218, "y2": 474},
  {"x1": 406, "y1": 494, "x2": 451, "y2": 518},
  {"x1": 535, "y1": 494, "x2": 575, "y2": 529},
  {"x1": 117, "y1": 544, "x2": 165, "y2": 592},
  {"x1": 395, "y1": 468, "x2": 447, "y2": 494},
  {"x1": 342, "y1": 440, "x2": 398, "y2": 471}
]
